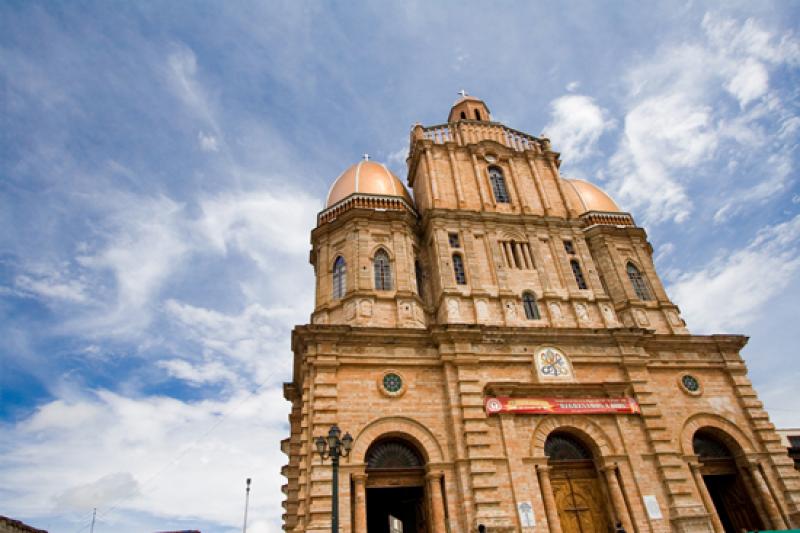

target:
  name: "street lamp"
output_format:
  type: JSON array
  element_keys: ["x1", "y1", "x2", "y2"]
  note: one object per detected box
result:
[{"x1": 315, "y1": 424, "x2": 354, "y2": 533}]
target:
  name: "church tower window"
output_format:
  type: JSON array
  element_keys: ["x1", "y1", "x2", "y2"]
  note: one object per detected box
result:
[
  {"x1": 332, "y1": 256, "x2": 346, "y2": 299},
  {"x1": 475, "y1": 109, "x2": 482, "y2": 120},
  {"x1": 452, "y1": 254, "x2": 467, "y2": 285},
  {"x1": 374, "y1": 249, "x2": 392, "y2": 291},
  {"x1": 488, "y1": 166, "x2": 509, "y2": 203},
  {"x1": 460, "y1": 111, "x2": 466, "y2": 120},
  {"x1": 571, "y1": 259, "x2": 588, "y2": 290},
  {"x1": 522, "y1": 291, "x2": 540, "y2": 320},
  {"x1": 627, "y1": 262, "x2": 652, "y2": 300},
  {"x1": 448, "y1": 232, "x2": 461, "y2": 248}
]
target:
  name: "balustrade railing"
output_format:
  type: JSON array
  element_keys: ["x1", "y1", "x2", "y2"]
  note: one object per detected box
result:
[{"x1": 420, "y1": 120, "x2": 542, "y2": 153}]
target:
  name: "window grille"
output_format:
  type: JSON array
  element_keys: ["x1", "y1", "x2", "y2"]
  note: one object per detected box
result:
[
  {"x1": 571, "y1": 259, "x2": 588, "y2": 289},
  {"x1": 627, "y1": 262, "x2": 652, "y2": 300},
  {"x1": 448, "y1": 232, "x2": 461, "y2": 248},
  {"x1": 452, "y1": 254, "x2": 467, "y2": 285},
  {"x1": 488, "y1": 167, "x2": 509, "y2": 203},
  {"x1": 374, "y1": 249, "x2": 392, "y2": 291},
  {"x1": 332, "y1": 256, "x2": 346, "y2": 299},
  {"x1": 522, "y1": 292, "x2": 540, "y2": 320}
]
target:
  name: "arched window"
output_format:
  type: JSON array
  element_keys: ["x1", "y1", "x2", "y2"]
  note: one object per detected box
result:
[
  {"x1": 415, "y1": 259, "x2": 424, "y2": 299},
  {"x1": 475, "y1": 109, "x2": 482, "y2": 120},
  {"x1": 366, "y1": 439, "x2": 424, "y2": 470},
  {"x1": 374, "y1": 249, "x2": 392, "y2": 291},
  {"x1": 460, "y1": 111, "x2": 467, "y2": 120},
  {"x1": 332, "y1": 256, "x2": 346, "y2": 299},
  {"x1": 452, "y1": 254, "x2": 467, "y2": 285},
  {"x1": 545, "y1": 432, "x2": 593, "y2": 461},
  {"x1": 522, "y1": 292, "x2": 540, "y2": 320},
  {"x1": 627, "y1": 262, "x2": 652, "y2": 300},
  {"x1": 488, "y1": 166, "x2": 509, "y2": 203},
  {"x1": 570, "y1": 259, "x2": 588, "y2": 289}
]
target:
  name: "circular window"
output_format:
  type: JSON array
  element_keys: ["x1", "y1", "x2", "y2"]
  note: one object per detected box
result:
[
  {"x1": 383, "y1": 373, "x2": 402, "y2": 393},
  {"x1": 378, "y1": 370, "x2": 407, "y2": 397},
  {"x1": 680, "y1": 374, "x2": 701, "y2": 395}
]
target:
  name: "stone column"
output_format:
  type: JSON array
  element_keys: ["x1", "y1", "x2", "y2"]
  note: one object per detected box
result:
[
  {"x1": 747, "y1": 461, "x2": 787, "y2": 529},
  {"x1": 352, "y1": 473, "x2": 367, "y2": 533},
  {"x1": 536, "y1": 464, "x2": 562, "y2": 532},
  {"x1": 688, "y1": 462, "x2": 724, "y2": 533},
  {"x1": 601, "y1": 464, "x2": 633, "y2": 533},
  {"x1": 427, "y1": 471, "x2": 447, "y2": 533}
]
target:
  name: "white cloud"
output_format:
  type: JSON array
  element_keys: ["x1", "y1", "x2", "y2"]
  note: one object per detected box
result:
[
  {"x1": 544, "y1": 95, "x2": 612, "y2": 163},
  {"x1": 198, "y1": 131, "x2": 219, "y2": 152},
  {"x1": 0, "y1": 388, "x2": 289, "y2": 532},
  {"x1": 157, "y1": 358, "x2": 239, "y2": 387},
  {"x1": 669, "y1": 214, "x2": 800, "y2": 332},
  {"x1": 726, "y1": 58, "x2": 769, "y2": 107},
  {"x1": 566, "y1": 81, "x2": 580, "y2": 92},
  {"x1": 15, "y1": 271, "x2": 88, "y2": 303},
  {"x1": 604, "y1": 13, "x2": 800, "y2": 224}
]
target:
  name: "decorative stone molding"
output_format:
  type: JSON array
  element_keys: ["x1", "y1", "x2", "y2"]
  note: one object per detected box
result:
[
  {"x1": 351, "y1": 416, "x2": 446, "y2": 464},
  {"x1": 679, "y1": 412, "x2": 756, "y2": 456},
  {"x1": 530, "y1": 415, "x2": 617, "y2": 458}
]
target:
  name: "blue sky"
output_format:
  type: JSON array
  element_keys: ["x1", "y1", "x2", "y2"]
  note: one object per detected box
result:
[{"x1": 1, "y1": 1, "x2": 799, "y2": 531}]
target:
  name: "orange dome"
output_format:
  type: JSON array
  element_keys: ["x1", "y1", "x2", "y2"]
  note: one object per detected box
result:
[
  {"x1": 562, "y1": 179, "x2": 622, "y2": 213},
  {"x1": 326, "y1": 160, "x2": 413, "y2": 208}
]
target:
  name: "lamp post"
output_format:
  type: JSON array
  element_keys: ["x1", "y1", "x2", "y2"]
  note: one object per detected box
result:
[{"x1": 315, "y1": 424, "x2": 354, "y2": 533}]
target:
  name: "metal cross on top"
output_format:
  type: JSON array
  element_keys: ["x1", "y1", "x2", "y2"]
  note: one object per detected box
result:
[
  {"x1": 458, "y1": 89, "x2": 468, "y2": 98},
  {"x1": 362, "y1": 153, "x2": 370, "y2": 161}
]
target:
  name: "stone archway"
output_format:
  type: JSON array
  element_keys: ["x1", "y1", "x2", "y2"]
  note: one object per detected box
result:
[
  {"x1": 531, "y1": 418, "x2": 631, "y2": 533},
  {"x1": 349, "y1": 418, "x2": 447, "y2": 533}
]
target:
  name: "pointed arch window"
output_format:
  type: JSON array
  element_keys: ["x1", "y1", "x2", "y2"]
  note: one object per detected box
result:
[
  {"x1": 570, "y1": 259, "x2": 588, "y2": 290},
  {"x1": 374, "y1": 249, "x2": 392, "y2": 291},
  {"x1": 332, "y1": 256, "x2": 346, "y2": 299},
  {"x1": 488, "y1": 166, "x2": 509, "y2": 203},
  {"x1": 452, "y1": 253, "x2": 467, "y2": 285},
  {"x1": 627, "y1": 262, "x2": 652, "y2": 300},
  {"x1": 522, "y1": 291, "x2": 540, "y2": 320}
]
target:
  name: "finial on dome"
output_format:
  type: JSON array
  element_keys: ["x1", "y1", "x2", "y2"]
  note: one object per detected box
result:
[
  {"x1": 457, "y1": 89, "x2": 468, "y2": 98},
  {"x1": 362, "y1": 153, "x2": 370, "y2": 161}
]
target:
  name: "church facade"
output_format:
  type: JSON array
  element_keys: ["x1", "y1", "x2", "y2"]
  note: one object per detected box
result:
[{"x1": 281, "y1": 96, "x2": 800, "y2": 532}]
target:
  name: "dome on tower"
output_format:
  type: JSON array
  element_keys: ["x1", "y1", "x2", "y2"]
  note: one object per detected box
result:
[
  {"x1": 325, "y1": 159, "x2": 413, "y2": 208},
  {"x1": 562, "y1": 179, "x2": 622, "y2": 213}
]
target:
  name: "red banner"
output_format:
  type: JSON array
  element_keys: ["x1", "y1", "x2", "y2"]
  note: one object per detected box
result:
[{"x1": 484, "y1": 396, "x2": 640, "y2": 416}]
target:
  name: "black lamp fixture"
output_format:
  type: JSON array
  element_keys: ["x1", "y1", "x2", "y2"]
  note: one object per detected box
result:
[{"x1": 315, "y1": 424, "x2": 353, "y2": 533}]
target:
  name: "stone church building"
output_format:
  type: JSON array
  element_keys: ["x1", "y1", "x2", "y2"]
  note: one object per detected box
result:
[{"x1": 281, "y1": 96, "x2": 800, "y2": 532}]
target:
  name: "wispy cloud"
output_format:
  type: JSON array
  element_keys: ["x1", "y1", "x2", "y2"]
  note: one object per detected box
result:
[{"x1": 544, "y1": 94, "x2": 613, "y2": 164}]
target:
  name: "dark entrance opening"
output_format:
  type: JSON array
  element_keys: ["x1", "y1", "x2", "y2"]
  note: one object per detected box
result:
[
  {"x1": 364, "y1": 438, "x2": 427, "y2": 533},
  {"x1": 366, "y1": 485, "x2": 425, "y2": 533},
  {"x1": 693, "y1": 430, "x2": 764, "y2": 533}
]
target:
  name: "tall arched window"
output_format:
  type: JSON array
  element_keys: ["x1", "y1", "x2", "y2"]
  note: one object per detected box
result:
[
  {"x1": 474, "y1": 109, "x2": 482, "y2": 120},
  {"x1": 452, "y1": 254, "x2": 467, "y2": 285},
  {"x1": 460, "y1": 111, "x2": 467, "y2": 120},
  {"x1": 571, "y1": 259, "x2": 588, "y2": 289},
  {"x1": 332, "y1": 256, "x2": 346, "y2": 299},
  {"x1": 627, "y1": 262, "x2": 652, "y2": 300},
  {"x1": 522, "y1": 291, "x2": 540, "y2": 320},
  {"x1": 374, "y1": 249, "x2": 392, "y2": 290},
  {"x1": 488, "y1": 166, "x2": 509, "y2": 203}
]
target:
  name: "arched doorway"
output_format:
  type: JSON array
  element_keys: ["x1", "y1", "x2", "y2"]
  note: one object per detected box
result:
[
  {"x1": 365, "y1": 438, "x2": 427, "y2": 532},
  {"x1": 693, "y1": 430, "x2": 764, "y2": 533},
  {"x1": 545, "y1": 432, "x2": 611, "y2": 533}
]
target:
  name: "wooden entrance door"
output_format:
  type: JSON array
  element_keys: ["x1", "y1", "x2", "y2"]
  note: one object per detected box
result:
[{"x1": 551, "y1": 461, "x2": 611, "y2": 533}]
